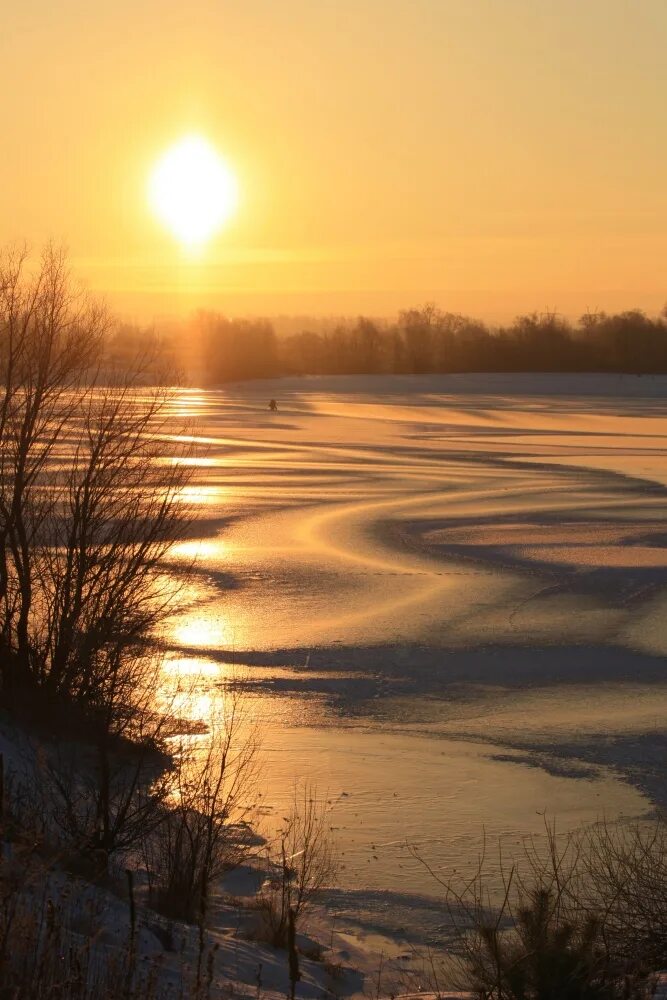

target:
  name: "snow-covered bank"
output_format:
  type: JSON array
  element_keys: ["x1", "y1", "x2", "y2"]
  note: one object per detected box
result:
[
  {"x1": 0, "y1": 860, "x2": 367, "y2": 999},
  {"x1": 0, "y1": 728, "x2": 366, "y2": 999}
]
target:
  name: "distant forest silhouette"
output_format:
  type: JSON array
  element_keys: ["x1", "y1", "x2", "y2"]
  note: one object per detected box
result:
[{"x1": 109, "y1": 304, "x2": 667, "y2": 383}]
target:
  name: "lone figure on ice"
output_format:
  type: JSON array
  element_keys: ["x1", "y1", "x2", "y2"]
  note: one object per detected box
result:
[{"x1": 268, "y1": 398, "x2": 278, "y2": 412}]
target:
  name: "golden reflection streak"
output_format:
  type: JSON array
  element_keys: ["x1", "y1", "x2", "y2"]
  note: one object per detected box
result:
[
  {"x1": 175, "y1": 485, "x2": 227, "y2": 505},
  {"x1": 170, "y1": 539, "x2": 226, "y2": 561},
  {"x1": 168, "y1": 456, "x2": 223, "y2": 468},
  {"x1": 160, "y1": 657, "x2": 227, "y2": 735},
  {"x1": 163, "y1": 655, "x2": 223, "y2": 678},
  {"x1": 172, "y1": 615, "x2": 228, "y2": 648}
]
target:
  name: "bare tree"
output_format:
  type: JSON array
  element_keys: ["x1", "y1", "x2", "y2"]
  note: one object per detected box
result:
[
  {"x1": 259, "y1": 785, "x2": 338, "y2": 947},
  {"x1": 0, "y1": 245, "x2": 193, "y2": 726},
  {"x1": 35, "y1": 375, "x2": 192, "y2": 716},
  {"x1": 0, "y1": 245, "x2": 106, "y2": 690}
]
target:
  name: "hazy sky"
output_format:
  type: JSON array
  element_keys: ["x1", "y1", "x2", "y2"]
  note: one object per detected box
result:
[{"x1": 2, "y1": 0, "x2": 666, "y2": 321}]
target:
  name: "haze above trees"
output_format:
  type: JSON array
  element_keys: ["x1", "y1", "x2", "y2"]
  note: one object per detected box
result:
[{"x1": 110, "y1": 304, "x2": 667, "y2": 384}]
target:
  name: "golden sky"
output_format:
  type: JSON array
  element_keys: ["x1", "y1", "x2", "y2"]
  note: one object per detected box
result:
[{"x1": 2, "y1": 0, "x2": 666, "y2": 321}]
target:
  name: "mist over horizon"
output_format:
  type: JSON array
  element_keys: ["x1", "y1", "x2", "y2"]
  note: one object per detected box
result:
[
  {"x1": 106, "y1": 300, "x2": 667, "y2": 385},
  {"x1": 102, "y1": 285, "x2": 667, "y2": 332},
  {"x1": 113, "y1": 296, "x2": 667, "y2": 333}
]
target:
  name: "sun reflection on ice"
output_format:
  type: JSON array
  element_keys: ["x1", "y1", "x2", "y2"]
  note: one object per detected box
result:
[
  {"x1": 168, "y1": 391, "x2": 210, "y2": 418},
  {"x1": 170, "y1": 538, "x2": 227, "y2": 561},
  {"x1": 172, "y1": 615, "x2": 229, "y2": 648},
  {"x1": 164, "y1": 655, "x2": 223, "y2": 678},
  {"x1": 169, "y1": 456, "x2": 222, "y2": 468},
  {"x1": 173, "y1": 689, "x2": 218, "y2": 726},
  {"x1": 175, "y1": 485, "x2": 227, "y2": 505},
  {"x1": 161, "y1": 656, "x2": 229, "y2": 729}
]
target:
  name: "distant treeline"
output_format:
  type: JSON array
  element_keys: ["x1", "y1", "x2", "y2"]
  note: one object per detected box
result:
[{"x1": 107, "y1": 305, "x2": 667, "y2": 383}]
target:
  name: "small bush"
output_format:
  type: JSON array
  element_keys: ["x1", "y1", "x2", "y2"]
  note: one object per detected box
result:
[
  {"x1": 144, "y1": 691, "x2": 258, "y2": 926},
  {"x1": 466, "y1": 884, "x2": 636, "y2": 1000},
  {"x1": 258, "y1": 786, "x2": 338, "y2": 948},
  {"x1": 582, "y1": 818, "x2": 667, "y2": 975},
  {"x1": 429, "y1": 819, "x2": 666, "y2": 1000}
]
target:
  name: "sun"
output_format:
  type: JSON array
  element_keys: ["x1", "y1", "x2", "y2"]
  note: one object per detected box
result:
[{"x1": 148, "y1": 135, "x2": 238, "y2": 249}]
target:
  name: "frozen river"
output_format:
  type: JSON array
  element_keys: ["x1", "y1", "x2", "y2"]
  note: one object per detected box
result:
[{"x1": 160, "y1": 373, "x2": 667, "y2": 951}]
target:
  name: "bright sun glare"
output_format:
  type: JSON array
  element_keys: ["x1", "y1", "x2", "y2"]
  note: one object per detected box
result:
[{"x1": 148, "y1": 135, "x2": 238, "y2": 249}]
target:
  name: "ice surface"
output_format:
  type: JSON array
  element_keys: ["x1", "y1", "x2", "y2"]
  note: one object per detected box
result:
[{"x1": 159, "y1": 373, "x2": 667, "y2": 944}]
